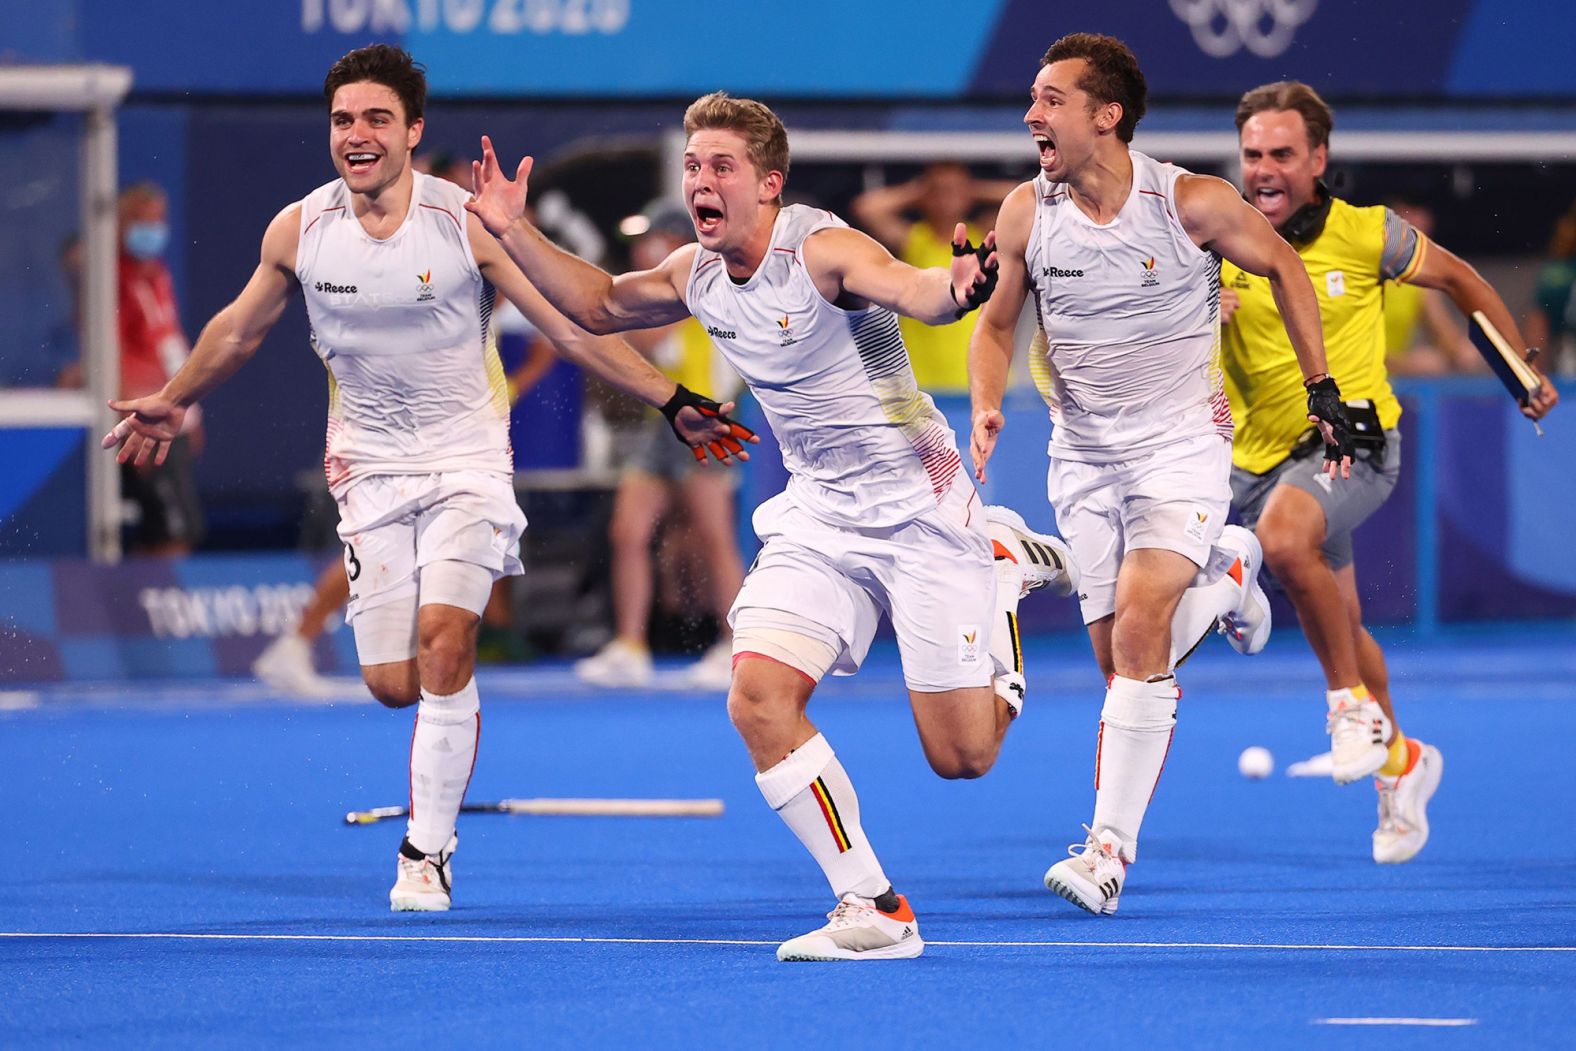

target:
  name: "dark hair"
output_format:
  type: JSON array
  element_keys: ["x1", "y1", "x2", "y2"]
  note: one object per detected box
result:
[
  {"x1": 1235, "y1": 81, "x2": 1333, "y2": 151},
  {"x1": 1040, "y1": 33, "x2": 1147, "y2": 142},
  {"x1": 324, "y1": 44, "x2": 427, "y2": 125}
]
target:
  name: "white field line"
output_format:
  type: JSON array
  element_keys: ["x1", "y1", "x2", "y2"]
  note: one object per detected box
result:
[
  {"x1": 1314, "y1": 1018, "x2": 1479, "y2": 1027},
  {"x1": 1, "y1": 932, "x2": 1572, "y2": 952}
]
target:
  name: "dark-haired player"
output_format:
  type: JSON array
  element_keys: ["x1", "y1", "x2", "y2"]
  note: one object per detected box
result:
[
  {"x1": 970, "y1": 33, "x2": 1349, "y2": 916},
  {"x1": 101, "y1": 44, "x2": 752, "y2": 912}
]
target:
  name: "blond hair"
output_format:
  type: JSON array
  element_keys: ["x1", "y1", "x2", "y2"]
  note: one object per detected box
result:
[{"x1": 682, "y1": 92, "x2": 790, "y2": 203}]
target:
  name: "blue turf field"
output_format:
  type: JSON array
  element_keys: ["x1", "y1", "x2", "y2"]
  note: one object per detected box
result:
[{"x1": 5, "y1": 626, "x2": 1575, "y2": 1047}]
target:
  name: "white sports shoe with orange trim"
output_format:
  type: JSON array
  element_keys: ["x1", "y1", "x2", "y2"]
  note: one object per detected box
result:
[
  {"x1": 776, "y1": 893, "x2": 923, "y2": 961},
  {"x1": 1373, "y1": 742, "x2": 1443, "y2": 864},
  {"x1": 985, "y1": 506, "x2": 1079, "y2": 599},
  {"x1": 1214, "y1": 525, "x2": 1271, "y2": 656},
  {"x1": 1044, "y1": 825, "x2": 1128, "y2": 916},
  {"x1": 389, "y1": 834, "x2": 457, "y2": 912}
]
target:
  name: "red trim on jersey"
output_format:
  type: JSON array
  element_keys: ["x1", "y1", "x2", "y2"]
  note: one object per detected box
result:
[
  {"x1": 303, "y1": 205, "x2": 345, "y2": 236},
  {"x1": 1138, "y1": 189, "x2": 1174, "y2": 221},
  {"x1": 1043, "y1": 191, "x2": 1065, "y2": 201},
  {"x1": 696, "y1": 257, "x2": 723, "y2": 273},
  {"x1": 772, "y1": 247, "x2": 798, "y2": 262},
  {"x1": 420, "y1": 203, "x2": 462, "y2": 230}
]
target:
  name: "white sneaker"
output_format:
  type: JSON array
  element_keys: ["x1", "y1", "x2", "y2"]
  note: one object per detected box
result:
[
  {"x1": 1326, "y1": 689, "x2": 1393, "y2": 784},
  {"x1": 389, "y1": 834, "x2": 457, "y2": 912},
  {"x1": 1373, "y1": 742, "x2": 1443, "y2": 864},
  {"x1": 252, "y1": 633, "x2": 336, "y2": 698},
  {"x1": 985, "y1": 505, "x2": 1079, "y2": 599},
  {"x1": 573, "y1": 638, "x2": 653, "y2": 687},
  {"x1": 1215, "y1": 525, "x2": 1272, "y2": 656},
  {"x1": 775, "y1": 893, "x2": 923, "y2": 961},
  {"x1": 1044, "y1": 825, "x2": 1128, "y2": 916},
  {"x1": 681, "y1": 640, "x2": 733, "y2": 691}
]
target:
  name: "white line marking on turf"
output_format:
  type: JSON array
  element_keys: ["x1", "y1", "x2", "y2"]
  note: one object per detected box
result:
[
  {"x1": 1314, "y1": 1018, "x2": 1479, "y2": 1027},
  {"x1": 1, "y1": 933, "x2": 1572, "y2": 952}
]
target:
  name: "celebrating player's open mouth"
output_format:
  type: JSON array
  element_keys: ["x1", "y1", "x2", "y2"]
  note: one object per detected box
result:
[
  {"x1": 1032, "y1": 132, "x2": 1056, "y2": 173},
  {"x1": 692, "y1": 199, "x2": 724, "y2": 238},
  {"x1": 1246, "y1": 180, "x2": 1290, "y2": 224}
]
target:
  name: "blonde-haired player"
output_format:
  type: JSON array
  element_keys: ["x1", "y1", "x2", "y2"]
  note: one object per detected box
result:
[
  {"x1": 102, "y1": 45, "x2": 751, "y2": 912},
  {"x1": 467, "y1": 91, "x2": 1076, "y2": 961}
]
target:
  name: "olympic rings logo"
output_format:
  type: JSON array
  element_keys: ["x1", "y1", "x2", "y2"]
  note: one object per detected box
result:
[{"x1": 1167, "y1": 0, "x2": 1319, "y2": 59}]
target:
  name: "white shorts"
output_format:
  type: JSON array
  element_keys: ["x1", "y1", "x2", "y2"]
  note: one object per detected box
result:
[
  {"x1": 728, "y1": 475, "x2": 995, "y2": 692},
  {"x1": 338, "y1": 470, "x2": 525, "y2": 642},
  {"x1": 1049, "y1": 434, "x2": 1232, "y2": 625}
]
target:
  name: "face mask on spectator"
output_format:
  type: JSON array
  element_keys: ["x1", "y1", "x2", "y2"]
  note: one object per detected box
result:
[{"x1": 124, "y1": 221, "x2": 169, "y2": 261}]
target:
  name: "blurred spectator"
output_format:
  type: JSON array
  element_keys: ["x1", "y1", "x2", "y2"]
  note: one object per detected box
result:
[
  {"x1": 1525, "y1": 196, "x2": 1576, "y2": 376},
  {"x1": 46, "y1": 233, "x2": 85, "y2": 388},
  {"x1": 572, "y1": 201, "x2": 745, "y2": 690},
  {"x1": 852, "y1": 163, "x2": 1017, "y2": 393},
  {"x1": 1380, "y1": 198, "x2": 1484, "y2": 376},
  {"x1": 111, "y1": 181, "x2": 205, "y2": 556}
]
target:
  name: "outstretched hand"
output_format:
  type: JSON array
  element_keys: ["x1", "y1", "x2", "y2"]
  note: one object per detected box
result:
[
  {"x1": 950, "y1": 223, "x2": 1000, "y2": 319},
  {"x1": 659, "y1": 384, "x2": 760, "y2": 466},
  {"x1": 971, "y1": 407, "x2": 1006, "y2": 483},
  {"x1": 101, "y1": 394, "x2": 187, "y2": 467},
  {"x1": 463, "y1": 135, "x2": 534, "y2": 238}
]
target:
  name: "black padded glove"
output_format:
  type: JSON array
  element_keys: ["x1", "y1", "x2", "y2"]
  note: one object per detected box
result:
[
  {"x1": 1305, "y1": 375, "x2": 1353, "y2": 468},
  {"x1": 659, "y1": 384, "x2": 757, "y2": 464},
  {"x1": 950, "y1": 237, "x2": 999, "y2": 319}
]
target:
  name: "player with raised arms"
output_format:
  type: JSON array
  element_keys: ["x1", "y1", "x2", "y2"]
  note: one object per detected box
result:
[
  {"x1": 466, "y1": 92, "x2": 1077, "y2": 961},
  {"x1": 1221, "y1": 81, "x2": 1557, "y2": 862},
  {"x1": 969, "y1": 33, "x2": 1352, "y2": 916},
  {"x1": 100, "y1": 44, "x2": 752, "y2": 913}
]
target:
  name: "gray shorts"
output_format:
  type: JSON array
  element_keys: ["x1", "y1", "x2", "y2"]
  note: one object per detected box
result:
[
  {"x1": 1229, "y1": 429, "x2": 1401, "y2": 571},
  {"x1": 624, "y1": 413, "x2": 705, "y2": 481}
]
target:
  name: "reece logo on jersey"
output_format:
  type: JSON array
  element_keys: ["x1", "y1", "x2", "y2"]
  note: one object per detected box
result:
[{"x1": 312, "y1": 271, "x2": 437, "y2": 307}]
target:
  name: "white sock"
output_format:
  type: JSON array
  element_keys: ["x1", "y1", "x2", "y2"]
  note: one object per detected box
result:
[
  {"x1": 755, "y1": 733, "x2": 889, "y2": 900},
  {"x1": 1169, "y1": 543, "x2": 1244, "y2": 669},
  {"x1": 990, "y1": 562, "x2": 1027, "y2": 716},
  {"x1": 406, "y1": 677, "x2": 480, "y2": 856},
  {"x1": 1090, "y1": 675, "x2": 1179, "y2": 861}
]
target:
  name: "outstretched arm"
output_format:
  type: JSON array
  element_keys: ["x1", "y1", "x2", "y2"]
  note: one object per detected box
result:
[
  {"x1": 472, "y1": 219, "x2": 755, "y2": 464},
  {"x1": 968, "y1": 183, "x2": 1035, "y2": 483},
  {"x1": 1180, "y1": 174, "x2": 1350, "y2": 477},
  {"x1": 802, "y1": 223, "x2": 998, "y2": 326},
  {"x1": 466, "y1": 135, "x2": 690, "y2": 334},
  {"x1": 1407, "y1": 239, "x2": 1559, "y2": 419},
  {"x1": 102, "y1": 204, "x2": 300, "y2": 466}
]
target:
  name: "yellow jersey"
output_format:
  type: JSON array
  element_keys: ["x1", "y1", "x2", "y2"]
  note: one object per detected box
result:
[
  {"x1": 1220, "y1": 198, "x2": 1425, "y2": 473},
  {"x1": 896, "y1": 222, "x2": 983, "y2": 394}
]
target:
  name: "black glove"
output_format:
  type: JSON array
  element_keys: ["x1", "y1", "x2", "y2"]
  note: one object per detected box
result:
[
  {"x1": 659, "y1": 384, "x2": 757, "y2": 464},
  {"x1": 1304, "y1": 375, "x2": 1353, "y2": 468},
  {"x1": 950, "y1": 237, "x2": 999, "y2": 319}
]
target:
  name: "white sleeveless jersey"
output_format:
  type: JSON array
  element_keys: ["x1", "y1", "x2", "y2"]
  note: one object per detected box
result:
[
  {"x1": 686, "y1": 205, "x2": 964, "y2": 527},
  {"x1": 296, "y1": 171, "x2": 509, "y2": 494},
  {"x1": 1025, "y1": 150, "x2": 1231, "y2": 463}
]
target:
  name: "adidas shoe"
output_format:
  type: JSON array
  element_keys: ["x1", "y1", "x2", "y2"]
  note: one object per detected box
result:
[
  {"x1": 776, "y1": 892, "x2": 923, "y2": 961},
  {"x1": 681, "y1": 640, "x2": 734, "y2": 691},
  {"x1": 1326, "y1": 689, "x2": 1392, "y2": 784},
  {"x1": 1044, "y1": 825, "x2": 1127, "y2": 916},
  {"x1": 573, "y1": 638, "x2": 653, "y2": 688},
  {"x1": 389, "y1": 834, "x2": 457, "y2": 912},
  {"x1": 1373, "y1": 742, "x2": 1443, "y2": 864},
  {"x1": 1214, "y1": 525, "x2": 1271, "y2": 656},
  {"x1": 985, "y1": 505, "x2": 1079, "y2": 599},
  {"x1": 252, "y1": 633, "x2": 336, "y2": 698}
]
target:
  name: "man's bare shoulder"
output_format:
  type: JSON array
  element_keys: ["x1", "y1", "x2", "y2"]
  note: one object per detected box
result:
[
  {"x1": 993, "y1": 181, "x2": 1040, "y2": 255},
  {"x1": 260, "y1": 202, "x2": 304, "y2": 269}
]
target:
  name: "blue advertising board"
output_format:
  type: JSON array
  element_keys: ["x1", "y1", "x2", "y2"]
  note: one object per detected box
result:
[{"x1": 9, "y1": 1, "x2": 1574, "y2": 100}]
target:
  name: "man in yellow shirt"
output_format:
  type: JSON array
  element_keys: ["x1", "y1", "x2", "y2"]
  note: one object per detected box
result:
[{"x1": 1221, "y1": 81, "x2": 1558, "y2": 863}]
